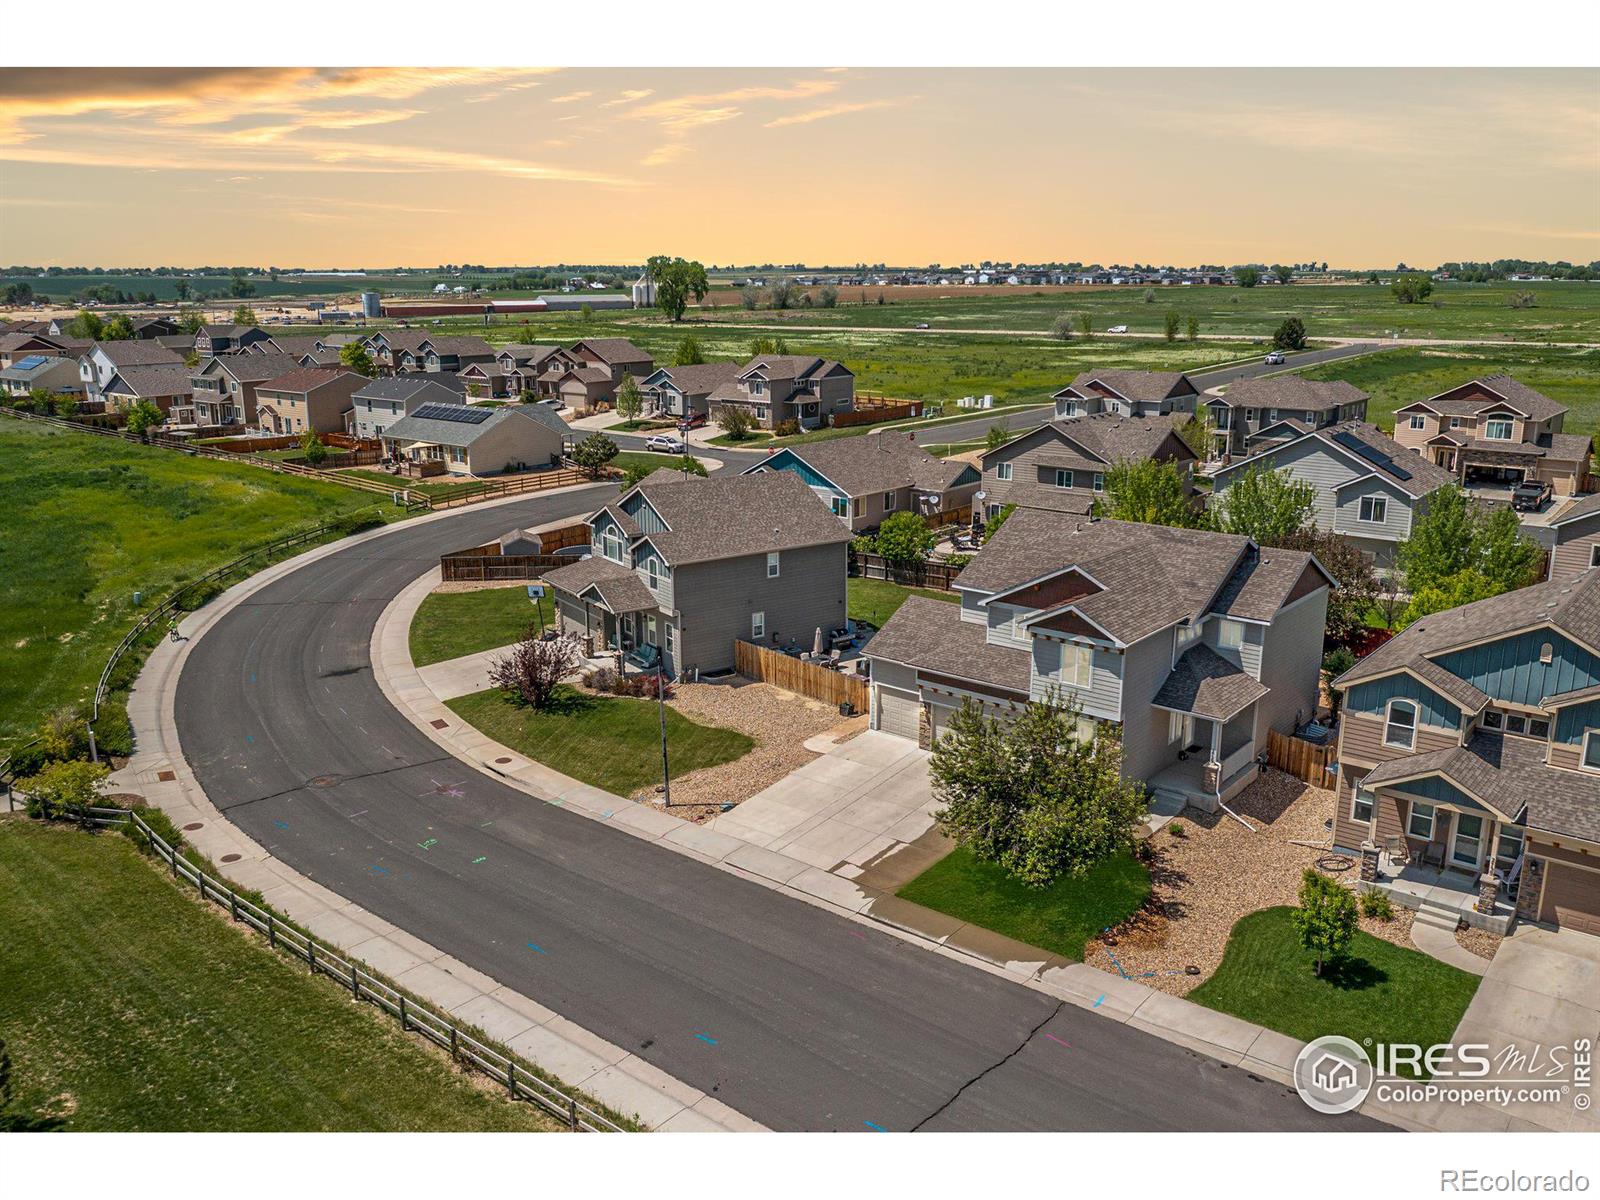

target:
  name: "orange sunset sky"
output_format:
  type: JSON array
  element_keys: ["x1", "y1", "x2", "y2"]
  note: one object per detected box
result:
[{"x1": 2, "y1": 67, "x2": 1596, "y2": 267}]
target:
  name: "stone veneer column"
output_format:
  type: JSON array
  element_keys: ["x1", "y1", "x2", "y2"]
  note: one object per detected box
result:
[
  {"x1": 1360, "y1": 841, "x2": 1379, "y2": 883},
  {"x1": 917, "y1": 703, "x2": 932, "y2": 751},
  {"x1": 1476, "y1": 872, "x2": 1500, "y2": 915},
  {"x1": 1516, "y1": 857, "x2": 1544, "y2": 921}
]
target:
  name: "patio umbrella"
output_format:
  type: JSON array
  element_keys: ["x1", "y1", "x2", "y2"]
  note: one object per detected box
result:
[{"x1": 813, "y1": 626, "x2": 824, "y2": 657}]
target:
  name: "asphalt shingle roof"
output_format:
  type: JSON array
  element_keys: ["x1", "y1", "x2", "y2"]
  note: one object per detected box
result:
[
  {"x1": 1058, "y1": 369, "x2": 1195, "y2": 403},
  {"x1": 649, "y1": 362, "x2": 742, "y2": 396},
  {"x1": 1153, "y1": 644, "x2": 1271, "y2": 720},
  {"x1": 620, "y1": 470, "x2": 853, "y2": 566},
  {"x1": 257, "y1": 366, "x2": 361, "y2": 395},
  {"x1": 763, "y1": 431, "x2": 973, "y2": 497},
  {"x1": 866, "y1": 595, "x2": 1032, "y2": 694},
  {"x1": 1216, "y1": 376, "x2": 1368, "y2": 412},
  {"x1": 90, "y1": 341, "x2": 184, "y2": 368},
  {"x1": 107, "y1": 364, "x2": 194, "y2": 398},
  {"x1": 383, "y1": 403, "x2": 568, "y2": 447},
  {"x1": 541, "y1": 556, "x2": 659, "y2": 614}
]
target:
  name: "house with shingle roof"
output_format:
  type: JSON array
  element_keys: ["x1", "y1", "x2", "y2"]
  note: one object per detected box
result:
[
  {"x1": 104, "y1": 364, "x2": 195, "y2": 420},
  {"x1": 381, "y1": 401, "x2": 569, "y2": 475},
  {"x1": 865, "y1": 508, "x2": 1334, "y2": 809},
  {"x1": 707, "y1": 354, "x2": 855, "y2": 431},
  {"x1": 530, "y1": 337, "x2": 656, "y2": 415},
  {"x1": 639, "y1": 362, "x2": 743, "y2": 423},
  {"x1": 1206, "y1": 376, "x2": 1369, "y2": 459},
  {"x1": 546, "y1": 470, "x2": 852, "y2": 675},
  {"x1": 195, "y1": 324, "x2": 272, "y2": 355},
  {"x1": 1547, "y1": 492, "x2": 1600, "y2": 585},
  {"x1": 0, "y1": 354, "x2": 84, "y2": 402},
  {"x1": 189, "y1": 353, "x2": 303, "y2": 427},
  {"x1": 348, "y1": 376, "x2": 461, "y2": 439},
  {"x1": 978, "y1": 412, "x2": 1198, "y2": 520},
  {"x1": 741, "y1": 428, "x2": 980, "y2": 531},
  {"x1": 365, "y1": 329, "x2": 432, "y2": 372},
  {"x1": 1210, "y1": 419, "x2": 1458, "y2": 566},
  {"x1": 78, "y1": 340, "x2": 186, "y2": 408},
  {"x1": 1329, "y1": 569, "x2": 1600, "y2": 934},
  {"x1": 1052, "y1": 369, "x2": 1203, "y2": 420},
  {"x1": 1392, "y1": 377, "x2": 1592, "y2": 498},
  {"x1": 254, "y1": 367, "x2": 367, "y2": 436}
]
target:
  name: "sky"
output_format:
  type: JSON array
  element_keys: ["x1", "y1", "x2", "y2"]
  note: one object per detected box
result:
[{"x1": 1, "y1": 67, "x2": 1596, "y2": 268}]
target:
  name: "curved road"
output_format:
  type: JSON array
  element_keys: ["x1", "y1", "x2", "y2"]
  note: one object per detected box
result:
[{"x1": 176, "y1": 492, "x2": 1377, "y2": 1131}]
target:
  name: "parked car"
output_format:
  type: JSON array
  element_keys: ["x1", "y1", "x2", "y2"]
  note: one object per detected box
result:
[
  {"x1": 914, "y1": 322, "x2": 930, "y2": 330},
  {"x1": 1264, "y1": 351, "x2": 1286, "y2": 365},
  {"x1": 536, "y1": 397, "x2": 565, "y2": 410},
  {"x1": 1512, "y1": 479, "x2": 1553, "y2": 512},
  {"x1": 676, "y1": 412, "x2": 708, "y2": 431},
  {"x1": 1107, "y1": 324, "x2": 1129, "y2": 334},
  {"x1": 645, "y1": 433, "x2": 686, "y2": 454}
]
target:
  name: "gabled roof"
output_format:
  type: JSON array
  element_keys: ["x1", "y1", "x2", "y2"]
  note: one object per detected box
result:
[
  {"x1": 200, "y1": 352, "x2": 302, "y2": 383},
  {"x1": 866, "y1": 595, "x2": 1032, "y2": 695},
  {"x1": 1055, "y1": 369, "x2": 1196, "y2": 403},
  {"x1": 1213, "y1": 420, "x2": 1456, "y2": 499},
  {"x1": 256, "y1": 366, "x2": 363, "y2": 395},
  {"x1": 422, "y1": 335, "x2": 495, "y2": 358},
  {"x1": 106, "y1": 364, "x2": 194, "y2": 398},
  {"x1": 1402, "y1": 376, "x2": 1569, "y2": 424},
  {"x1": 1212, "y1": 376, "x2": 1368, "y2": 412},
  {"x1": 383, "y1": 402, "x2": 569, "y2": 447},
  {"x1": 352, "y1": 377, "x2": 458, "y2": 404},
  {"x1": 496, "y1": 343, "x2": 560, "y2": 367},
  {"x1": 1551, "y1": 492, "x2": 1600, "y2": 528},
  {"x1": 541, "y1": 556, "x2": 659, "y2": 614},
  {"x1": 572, "y1": 337, "x2": 651, "y2": 366},
  {"x1": 88, "y1": 340, "x2": 184, "y2": 368},
  {"x1": 750, "y1": 430, "x2": 975, "y2": 497},
  {"x1": 643, "y1": 362, "x2": 742, "y2": 396},
  {"x1": 1153, "y1": 644, "x2": 1271, "y2": 720},
  {"x1": 612, "y1": 470, "x2": 853, "y2": 566}
]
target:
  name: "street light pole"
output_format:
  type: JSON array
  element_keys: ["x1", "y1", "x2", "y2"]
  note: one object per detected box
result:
[{"x1": 654, "y1": 669, "x2": 672, "y2": 808}]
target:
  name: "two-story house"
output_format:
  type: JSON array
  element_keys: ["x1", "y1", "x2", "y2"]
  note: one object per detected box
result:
[
  {"x1": 978, "y1": 413, "x2": 1198, "y2": 519},
  {"x1": 1206, "y1": 377, "x2": 1369, "y2": 459},
  {"x1": 707, "y1": 355, "x2": 856, "y2": 431},
  {"x1": 347, "y1": 377, "x2": 461, "y2": 439},
  {"x1": 103, "y1": 365, "x2": 195, "y2": 420},
  {"x1": 366, "y1": 330, "x2": 431, "y2": 373},
  {"x1": 391, "y1": 335, "x2": 497, "y2": 375},
  {"x1": 195, "y1": 324, "x2": 272, "y2": 355},
  {"x1": 0, "y1": 354, "x2": 84, "y2": 402},
  {"x1": 1330, "y1": 570, "x2": 1600, "y2": 934},
  {"x1": 1548, "y1": 494, "x2": 1600, "y2": 585},
  {"x1": 189, "y1": 353, "x2": 303, "y2": 427},
  {"x1": 865, "y1": 510, "x2": 1333, "y2": 810},
  {"x1": 546, "y1": 470, "x2": 852, "y2": 676},
  {"x1": 534, "y1": 338, "x2": 656, "y2": 415},
  {"x1": 1209, "y1": 420, "x2": 1457, "y2": 567},
  {"x1": 638, "y1": 362, "x2": 743, "y2": 422},
  {"x1": 1051, "y1": 369, "x2": 1203, "y2": 420},
  {"x1": 254, "y1": 367, "x2": 367, "y2": 436},
  {"x1": 78, "y1": 340, "x2": 184, "y2": 408},
  {"x1": 1392, "y1": 376, "x2": 1593, "y2": 497},
  {"x1": 740, "y1": 430, "x2": 981, "y2": 532}
]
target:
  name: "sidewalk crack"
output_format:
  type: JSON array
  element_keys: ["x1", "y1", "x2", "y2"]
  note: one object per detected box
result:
[{"x1": 911, "y1": 999, "x2": 1065, "y2": 1131}]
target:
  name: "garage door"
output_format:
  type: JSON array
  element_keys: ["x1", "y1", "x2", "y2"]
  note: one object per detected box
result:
[
  {"x1": 875, "y1": 687, "x2": 921, "y2": 741},
  {"x1": 926, "y1": 703, "x2": 958, "y2": 743},
  {"x1": 1538, "y1": 861, "x2": 1600, "y2": 935}
]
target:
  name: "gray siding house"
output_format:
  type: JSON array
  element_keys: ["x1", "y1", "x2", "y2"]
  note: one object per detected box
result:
[
  {"x1": 865, "y1": 510, "x2": 1334, "y2": 810},
  {"x1": 1206, "y1": 376, "x2": 1369, "y2": 459},
  {"x1": 1548, "y1": 493, "x2": 1600, "y2": 585},
  {"x1": 1052, "y1": 369, "x2": 1202, "y2": 420},
  {"x1": 708, "y1": 355, "x2": 855, "y2": 430},
  {"x1": 349, "y1": 377, "x2": 461, "y2": 440},
  {"x1": 639, "y1": 362, "x2": 743, "y2": 421},
  {"x1": 978, "y1": 413, "x2": 1198, "y2": 519},
  {"x1": 381, "y1": 402, "x2": 570, "y2": 475},
  {"x1": 546, "y1": 470, "x2": 852, "y2": 676}
]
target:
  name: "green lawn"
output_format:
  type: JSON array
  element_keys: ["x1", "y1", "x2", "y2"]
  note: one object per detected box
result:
[
  {"x1": 0, "y1": 416, "x2": 396, "y2": 753},
  {"x1": 446, "y1": 684, "x2": 753, "y2": 796},
  {"x1": 1299, "y1": 344, "x2": 1600, "y2": 440},
  {"x1": 0, "y1": 818, "x2": 554, "y2": 1131},
  {"x1": 1189, "y1": 907, "x2": 1481, "y2": 1074},
  {"x1": 847, "y1": 577, "x2": 960, "y2": 629},
  {"x1": 611, "y1": 450, "x2": 701, "y2": 478},
  {"x1": 409, "y1": 587, "x2": 553, "y2": 667},
  {"x1": 897, "y1": 846, "x2": 1151, "y2": 962}
]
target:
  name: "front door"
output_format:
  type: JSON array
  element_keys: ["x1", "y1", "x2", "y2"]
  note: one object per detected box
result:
[{"x1": 1451, "y1": 813, "x2": 1485, "y2": 871}]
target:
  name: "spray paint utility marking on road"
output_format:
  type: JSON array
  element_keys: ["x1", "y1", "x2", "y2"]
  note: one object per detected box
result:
[
  {"x1": 1092, "y1": 994, "x2": 1106, "y2": 1009},
  {"x1": 846, "y1": 930, "x2": 866, "y2": 940},
  {"x1": 863, "y1": 1120, "x2": 887, "y2": 1132},
  {"x1": 1044, "y1": 1033, "x2": 1072, "y2": 1048},
  {"x1": 369, "y1": 864, "x2": 389, "y2": 875},
  {"x1": 418, "y1": 838, "x2": 437, "y2": 851},
  {"x1": 273, "y1": 819, "x2": 289, "y2": 830},
  {"x1": 694, "y1": 1033, "x2": 718, "y2": 1046},
  {"x1": 526, "y1": 943, "x2": 546, "y2": 954},
  {"x1": 472, "y1": 856, "x2": 487, "y2": 864},
  {"x1": 245, "y1": 734, "x2": 254, "y2": 743}
]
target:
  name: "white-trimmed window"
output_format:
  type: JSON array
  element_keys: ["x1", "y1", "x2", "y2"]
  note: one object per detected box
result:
[
  {"x1": 1505, "y1": 712, "x2": 1527, "y2": 735},
  {"x1": 1351, "y1": 788, "x2": 1374, "y2": 824},
  {"x1": 1495, "y1": 826, "x2": 1524, "y2": 872},
  {"x1": 883, "y1": 491, "x2": 896, "y2": 511},
  {"x1": 1092, "y1": 472, "x2": 1104, "y2": 492},
  {"x1": 1482, "y1": 709, "x2": 1504, "y2": 729},
  {"x1": 1359, "y1": 496, "x2": 1387, "y2": 523},
  {"x1": 1384, "y1": 699, "x2": 1417, "y2": 749},
  {"x1": 1583, "y1": 730, "x2": 1600, "y2": 772},
  {"x1": 1174, "y1": 620, "x2": 1202, "y2": 658},
  {"x1": 1216, "y1": 619, "x2": 1245, "y2": 651},
  {"x1": 1540, "y1": 641, "x2": 1554, "y2": 664},
  {"x1": 830, "y1": 496, "x2": 850, "y2": 518},
  {"x1": 1408, "y1": 414, "x2": 1426, "y2": 430},
  {"x1": 665, "y1": 624, "x2": 676, "y2": 657},
  {"x1": 1055, "y1": 469, "x2": 1071, "y2": 489},
  {"x1": 766, "y1": 551, "x2": 780, "y2": 578},
  {"x1": 751, "y1": 611, "x2": 765, "y2": 640},
  {"x1": 749, "y1": 379, "x2": 764, "y2": 395},
  {"x1": 1485, "y1": 417, "x2": 1513, "y2": 440},
  {"x1": 646, "y1": 558, "x2": 660, "y2": 589},
  {"x1": 602, "y1": 528, "x2": 624, "y2": 563},
  {"x1": 1591, "y1": 544, "x2": 1600, "y2": 569},
  {"x1": 996, "y1": 462, "x2": 1013, "y2": 481},
  {"x1": 1450, "y1": 416, "x2": 1463, "y2": 429},
  {"x1": 1059, "y1": 642, "x2": 1093, "y2": 688},
  {"x1": 1303, "y1": 410, "x2": 1315, "y2": 424},
  {"x1": 1529, "y1": 716, "x2": 1551, "y2": 739},
  {"x1": 1407, "y1": 800, "x2": 1436, "y2": 840}
]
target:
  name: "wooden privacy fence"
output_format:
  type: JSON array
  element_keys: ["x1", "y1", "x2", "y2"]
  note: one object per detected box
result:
[
  {"x1": 849, "y1": 550, "x2": 962, "y2": 591},
  {"x1": 829, "y1": 397, "x2": 923, "y2": 429},
  {"x1": 734, "y1": 640, "x2": 869, "y2": 713},
  {"x1": 1267, "y1": 728, "x2": 1337, "y2": 786},
  {"x1": 426, "y1": 465, "x2": 602, "y2": 510},
  {"x1": 439, "y1": 551, "x2": 573, "y2": 583},
  {"x1": 9, "y1": 803, "x2": 627, "y2": 1133}
]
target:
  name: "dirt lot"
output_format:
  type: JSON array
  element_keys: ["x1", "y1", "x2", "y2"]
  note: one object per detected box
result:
[{"x1": 631, "y1": 677, "x2": 864, "y2": 823}]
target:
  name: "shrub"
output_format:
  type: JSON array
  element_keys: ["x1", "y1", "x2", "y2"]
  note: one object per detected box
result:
[
  {"x1": 5, "y1": 742, "x2": 51, "y2": 779},
  {"x1": 582, "y1": 668, "x2": 673, "y2": 699},
  {"x1": 1322, "y1": 645, "x2": 1357, "y2": 679},
  {"x1": 1359, "y1": 887, "x2": 1396, "y2": 921},
  {"x1": 489, "y1": 632, "x2": 583, "y2": 709},
  {"x1": 1168, "y1": 820, "x2": 1186, "y2": 838},
  {"x1": 716, "y1": 406, "x2": 755, "y2": 440},
  {"x1": 174, "y1": 578, "x2": 225, "y2": 611},
  {"x1": 944, "y1": 553, "x2": 973, "y2": 569},
  {"x1": 874, "y1": 511, "x2": 936, "y2": 566},
  {"x1": 773, "y1": 418, "x2": 801, "y2": 437},
  {"x1": 20, "y1": 759, "x2": 109, "y2": 821},
  {"x1": 93, "y1": 698, "x2": 135, "y2": 759},
  {"x1": 123, "y1": 805, "x2": 184, "y2": 856},
  {"x1": 37, "y1": 706, "x2": 89, "y2": 763},
  {"x1": 328, "y1": 510, "x2": 385, "y2": 536}
]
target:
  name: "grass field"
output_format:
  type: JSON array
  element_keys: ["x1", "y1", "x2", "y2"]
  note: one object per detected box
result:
[
  {"x1": 0, "y1": 818, "x2": 555, "y2": 1131},
  {"x1": 409, "y1": 587, "x2": 552, "y2": 667},
  {"x1": 1298, "y1": 344, "x2": 1600, "y2": 439},
  {"x1": 447, "y1": 684, "x2": 753, "y2": 797},
  {"x1": 0, "y1": 416, "x2": 397, "y2": 753},
  {"x1": 897, "y1": 846, "x2": 1151, "y2": 962},
  {"x1": 342, "y1": 467, "x2": 484, "y2": 498},
  {"x1": 1188, "y1": 907, "x2": 1480, "y2": 1076},
  {"x1": 847, "y1": 578, "x2": 960, "y2": 629}
]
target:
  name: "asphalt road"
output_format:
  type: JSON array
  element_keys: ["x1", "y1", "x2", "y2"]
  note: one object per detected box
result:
[{"x1": 175, "y1": 492, "x2": 1382, "y2": 1131}]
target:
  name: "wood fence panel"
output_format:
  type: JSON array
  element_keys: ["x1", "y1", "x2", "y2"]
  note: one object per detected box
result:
[
  {"x1": 1267, "y1": 729, "x2": 1337, "y2": 787},
  {"x1": 848, "y1": 550, "x2": 960, "y2": 591},
  {"x1": 733, "y1": 640, "x2": 868, "y2": 712}
]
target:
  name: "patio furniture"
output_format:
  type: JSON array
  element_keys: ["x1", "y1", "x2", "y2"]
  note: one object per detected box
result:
[
  {"x1": 1420, "y1": 841, "x2": 1446, "y2": 869},
  {"x1": 626, "y1": 643, "x2": 660, "y2": 671},
  {"x1": 1383, "y1": 836, "x2": 1409, "y2": 867}
]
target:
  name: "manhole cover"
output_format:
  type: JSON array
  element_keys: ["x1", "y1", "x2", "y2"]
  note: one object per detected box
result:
[
  {"x1": 430, "y1": 719, "x2": 449, "y2": 730},
  {"x1": 182, "y1": 822, "x2": 204, "y2": 832},
  {"x1": 494, "y1": 756, "x2": 512, "y2": 764},
  {"x1": 220, "y1": 853, "x2": 241, "y2": 864}
]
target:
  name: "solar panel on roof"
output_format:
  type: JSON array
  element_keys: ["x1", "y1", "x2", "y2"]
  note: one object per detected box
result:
[
  {"x1": 1331, "y1": 429, "x2": 1411, "y2": 482},
  {"x1": 412, "y1": 403, "x2": 491, "y2": 424},
  {"x1": 13, "y1": 354, "x2": 49, "y2": 371}
]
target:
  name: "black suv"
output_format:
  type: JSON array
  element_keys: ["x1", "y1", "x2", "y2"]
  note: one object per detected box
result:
[{"x1": 1512, "y1": 479, "x2": 1552, "y2": 512}]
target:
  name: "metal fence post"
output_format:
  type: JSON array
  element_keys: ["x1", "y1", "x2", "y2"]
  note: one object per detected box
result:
[
  {"x1": 308, "y1": 940, "x2": 316, "y2": 976},
  {"x1": 507, "y1": 1061, "x2": 517, "y2": 1098},
  {"x1": 449, "y1": 1026, "x2": 458, "y2": 1062},
  {"x1": 399, "y1": 995, "x2": 408, "y2": 1032},
  {"x1": 267, "y1": 913, "x2": 276, "y2": 949},
  {"x1": 229, "y1": 891, "x2": 239, "y2": 922},
  {"x1": 568, "y1": 1097, "x2": 578, "y2": 1131},
  {"x1": 349, "y1": 962, "x2": 359, "y2": 996}
]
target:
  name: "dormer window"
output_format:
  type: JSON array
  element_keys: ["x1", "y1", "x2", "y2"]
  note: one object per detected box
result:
[
  {"x1": 1485, "y1": 418, "x2": 1513, "y2": 440},
  {"x1": 1384, "y1": 700, "x2": 1417, "y2": 749},
  {"x1": 1540, "y1": 642, "x2": 1554, "y2": 664},
  {"x1": 749, "y1": 379, "x2": 764, "y2": 395}
]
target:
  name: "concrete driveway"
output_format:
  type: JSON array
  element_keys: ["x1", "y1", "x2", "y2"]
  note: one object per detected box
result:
[
  {"x1": 706, "y1": 731, "x2": 942, "y2": 879},
  {"x1": 1410, "y1": 925, "x2": 1600, "y2": 1132}
]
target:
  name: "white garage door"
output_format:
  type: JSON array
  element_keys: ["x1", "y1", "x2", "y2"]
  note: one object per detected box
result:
[{"x1": 875, "y1": 687, "x2": 921, "y2": 741}]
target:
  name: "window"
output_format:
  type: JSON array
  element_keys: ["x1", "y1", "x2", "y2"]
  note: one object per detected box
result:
[
  {"x1": 1408, "y1": 414, "x2": 1426, "y2": 430},
  {"x1": 1175, "y1": 621, "x2": 1202, "y2": 657},
  {"x1": 646, "y1": 558, "x2": 660, "y2": 589},
  {"x1": 1269, "y1": 408, "x2": 1280, "y2": 423},
  {"x1": 449, "y1": 446, "x2": 466, "y2": 464},
  {"x1": 1540, "y1": 642, "x2": 1554, "y2": 665},
  {"x1": 1303, "y1": 411, "x2": 1315, "y2": 424},
  {"x1": 1352, "y1": 789, "x2": 1375, "y2": 824},
  {"x1": 749, "y1": 379, "x2": 764, "y2": 395},
  {"x1": 1407, "y1": 800, "x2": 1436, "y2": 840},
  {"x1": 1495, "y1": 826, "x2": 1524, "y2": 872},
  {"x1": 665, "y1": 624, "x2": 676, "y2": 657},
  {"x1": 602, "y1": 528, "x2": 624, "y2": 563},
  {"x1": 996, "y1": 462, "x2": 1013, "y2": 481},
  {"x1": 883, "y1": 491, "x2": 897, "y2": 511},
  {"x1": 1092, "y1": 472, "x2": 1104, "y2": 493},
  {"x1": 1055, "y1": 469, "x2": 1071, "y2": 489},
  {"x1": 1384, "y1": 700, "x2": 1417, "y2": 749},
  {"x1": 1584, "y1": 730, "x2": 1600, "y2": 772},
  {"x1": 1060, "y1": 642, "x2": 1093, "y2": 688},
  {"x1": 1359, "y1": 496, "x2": 1388, "y2": 523},
  {"x1": 1450, "y1": 416, "x2": 1463, "y2": 429},
  {"x1": 830, "y1": 496, "x2": 849, "y2": 518},
  {"x1": 1485, "y1": 418, "x2": 1514, "y2": 440},
  {"x1": 1592, "y1": 544, "x2": 1600, "y2": 569},
  {"x1": 1482, "y1": 710, "x2": 1504, "y2": 729},
  {"x1": 751, "y1": 611, "x2": 765, "y2": 640},
  {"x1": 1505, "y1": 713, "x2": 1527, "y2": 735},
  {"x1": 1217, "y1": 619, "x2": 1245, "y2": 651},
  {"x1": 1529, "y1": 717, "x2": 1551, "y2": 739},
  {"x1": 766, "y1": 551, "x2": 780, "y2": 578}
]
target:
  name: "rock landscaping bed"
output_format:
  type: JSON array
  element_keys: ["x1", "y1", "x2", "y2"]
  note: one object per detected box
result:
[{"x1": 1456, "y1": 923, "x2": 1503, "y2": 962}]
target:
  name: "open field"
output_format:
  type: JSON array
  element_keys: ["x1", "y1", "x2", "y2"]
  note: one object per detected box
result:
[
  {"x1": 0, "y1": 416, "x2": 395, "y2": 752},
  {"x1": 0, "y1": 818, "x2": 555, "y2": 1131},
  {"x1": 1297, "y1": 343, "x2": 1600, "y2": 438}
]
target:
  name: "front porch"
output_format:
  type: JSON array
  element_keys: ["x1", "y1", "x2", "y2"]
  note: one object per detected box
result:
[
  {"x1": 1149, "y1": 653, "x2": 1266, "y2": 813},
  {"x1": 1370, "y1": 851, "x2": 1517, "y2": 933}
]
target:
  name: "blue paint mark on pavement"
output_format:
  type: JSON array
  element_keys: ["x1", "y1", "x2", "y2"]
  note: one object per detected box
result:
[
  {"x1": 369, "y1": 864, "x2": 388, "y2": 875},
  {"x1": 1092, "y1": 994, "x2": 1106, "y2": 1009},
  {"x1": 273, "y1": 819, "x2": 289, "y2": 830},
  {"x1": 863, "y1": 1120, "x2": 887, "y2": 1132},
  {"x1": 694, "y1": 1033, "x2": 717, "y2": 1046},
  {"x1": 526, "y1": 943, "x2": 546, "y2": 954}
]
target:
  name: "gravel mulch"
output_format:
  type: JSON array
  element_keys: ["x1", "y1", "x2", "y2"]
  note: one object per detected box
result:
[
  {"x1": 1086, "y1": 770, "x2": 1347, "y2": 996},
  {"x1": 1456, "y1": 924, "x2": 1503, "y2": 962},
  {"x1": 433, "y1": 580, "x2": 541, "y2": 595},
  {"x1": 629, "y1": 678, "x2": 863, "y2": 824}
]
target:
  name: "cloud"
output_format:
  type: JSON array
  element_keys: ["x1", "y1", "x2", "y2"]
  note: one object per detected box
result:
[
  {"x1": 764, "y1": 97, "x2": 911, "y2": 128},
  {"x1": 642, "y1": 142, "x2": 690, "y2": 167},
  {"x1": 601, "y1": 89, "x2": 654, "y2": 108},
  {"x1": 549, "y1": 90, "x2": 594, "y2": 104},
  {"x1": 626, "y1": 80, "x2": 838, "y2": 132}
]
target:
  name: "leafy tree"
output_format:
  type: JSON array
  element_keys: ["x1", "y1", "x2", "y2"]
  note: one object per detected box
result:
[
  {"x1": 1397, "y1": 484, "x2": 1476, "y2": 593},
  {"x1": 739, "y1": 285, "x2": 761, "y2": 311},
  {"x1": 1508, "y1": 290, "x2": 1537, "y2": 310},
  {"x1": 1216, "y1": 464, "x2": 1314, "y2": 544},
  {"x1": 1179, "y1": 406, "x2": 1216, "y2": 459},
  {"x1": 1321, "y1": 646, "x2": 1357, "y2": 717},
  {"x1": 1273, "y1": 264, "x2": 1295, "y2": 285},
  {"x1": 766, "y1": 278, "x2": 796, "y2": 310},
  {"x1": 620, "y1": 459, "x2": 657, "y2": 491},
  {"x1": 67, "y1": 309, "x2": 105, "y2": 340},
  {"x1": 20, "y1": 759, "x2": 109, "y2": 822},
  {"x1": 177, "y1": 305, "x2": 204, "y2": 334},
  {"x1": 1292, "y1": 869, "x2": 1358, "y2": 976},
  {"x1": 717, "y1": 406, "x2": 755, "y2": 441},
  {"x1": 931, "y1": 691, "x2": 1146, "y2": 887},
  {"x1": 125, "y1": 398, "x2": 163, "y2": 438},
  {"x1": 570, "y1": 432, "x2": 621, "y2": 477},
  {"x1": 672, "y1": 335, "x2": 705, "y2": 366},
  {"x1": 818, "y1": 284, "x2": 839, "y2": 309},
  {"x1": 616, "y1": 374, "x2": 644, "y2": 421},
  {"x1": 646, "y1": 256, "x2": 710, "y2": 321},
  {"x1": 1097, "y1": 459, "x2": 1203, "y2": 528},
  {"x1": 23, "y1": 385, "x2": 51, "y2": 414},
  {"x1": 1400, "y1": 569, "x2": 1500, "y2": 629},
  {"x1": 1474, "y1": 505, "x2": 1542, "y2": 592},
  {"x1": 1271, "y1": 317, "x2": 1308, "y2": 350},
  {"x1": 674, "y1": 453, "x2": 707, "y2": 478},
  {"x1": 1186, "y1": 314, "x2": 1200, "y2": 342},
  {"x1": 300, "y1": 429, "x2": 328, "y2": 466},
  {"x1": 1391, "y1": 275, "x2": 1433, "y2": 304},
  {"x1": 231, "y1": 303, "x2": 256, "y2": 326},
  {"x1": 873, "y1": 510, "x2": 936, "y2": 565},
  {"x1": 338, "y1": 342, "x2": 375, "y2": 376},
  {"x1": 1142, "y1": 287, "x2": 1157, "y2": 304},
  {"x1": 104, "y1": 314, "x2": 136, "y2": 340},
  {"x1": 489, "y1": 629, "x2": 583, "y2": 710},
  {"x1": 1050, "y1": 313, "x2": 1075, "y2": 342},
  {"x1": 1277, "y1": 527, "x2": 1380, "y2": 646},
  {"x1": 749, "y1": 336, "x2": 777, "y2": 356},
  {"x1": 984, "y1": 423, "x2": 1011, "y2": 453},
  {"x1": 174, "y1": 279, "x2": 190, "y2": 301},
  {"x1": 1163, "y1": 309, "x2": 1180, "y2": 342},
  {"x1": 1076, "y1": 311, "x2": 1093, "y2": 339},
  {"x1": 229, "y1": 269, "x2": 255, "y2": 298},
  {"x1": 1234, "y1": 266, "x2": 1261, "y2": 288}
]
